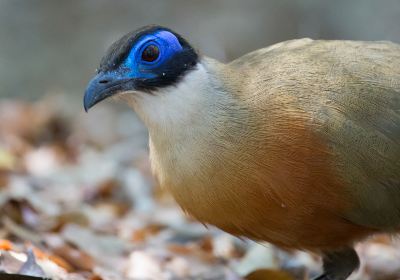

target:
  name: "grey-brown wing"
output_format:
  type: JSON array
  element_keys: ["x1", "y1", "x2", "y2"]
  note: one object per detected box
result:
[
  {"x1": 322, "y1": 43, "x2": 400, "y2": 229},
  {"x1": 232, "y1": 39, "x2": 400, "y2": 229}
]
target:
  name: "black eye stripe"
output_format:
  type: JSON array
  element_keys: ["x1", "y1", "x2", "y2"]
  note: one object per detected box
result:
[
  {"x1": 98, "y1": 25, "x2": 198, "y2": 91},
  {"x1": 142, "y1": 45, "x2": 160, "y2": 62}
]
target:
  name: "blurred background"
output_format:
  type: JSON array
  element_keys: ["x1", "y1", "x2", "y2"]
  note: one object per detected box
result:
[
  {"x1": 1, "y1": 0, "x2": 400, "y2": 101},
  {"x1": 1, "y1": 1, "x2": 400, "y2": 279}
]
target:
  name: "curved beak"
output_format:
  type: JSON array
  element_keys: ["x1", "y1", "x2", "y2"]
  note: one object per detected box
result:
[{"x1": 83, "y1": 72, "x2": 134, "y2": 112}]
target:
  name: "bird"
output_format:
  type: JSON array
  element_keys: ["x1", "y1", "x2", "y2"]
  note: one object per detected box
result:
[{"x1": 84, "y1": 25, "x2": 400, "y2": 280}]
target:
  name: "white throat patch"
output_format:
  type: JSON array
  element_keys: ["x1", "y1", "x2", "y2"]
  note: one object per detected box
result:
[
  {"x1": 121, "y1": 62, "x2": 214, "y2": 130},
  {"x1": 118, "y1": 58, "x2": 244, "y2": 188}
]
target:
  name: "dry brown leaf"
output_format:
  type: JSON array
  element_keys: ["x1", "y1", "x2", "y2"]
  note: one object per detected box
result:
[
  {"x1": 30, "y1": 246, "x2": 74, "y2": 272},
  {"x1": 0, "y1": 239, "x2": 14, "y2": 251},
  {"x1": 2, "y1": 217, "x2": 42, "y2": 244},
  {"x1": 131, "y1": 224, "x2": 164, "y2": 243},
  {"x1": 167, "y1": 243, "x2": 194, "y2": 255},
  {"x1": 52, "y1": 212, "x2": 89, "y2": 232},
  {"x1": 45, "y1": 235, "x2": 94, "y2": 271},
  {"x1": 198, "y1": 235, "x2": 213, "y2": 253},
  {"x1": 0, "y1": 170, "x2": 10, "y2": 188},
  {"x1": 368, "y1": 234, "x2": 393, "y2": 245},
  {"x1": 245, "y1": 269, "x2": 294, "y2": 280},
  {"x1": 51, "y1": 244, "x2": 95, "y2": 272}
]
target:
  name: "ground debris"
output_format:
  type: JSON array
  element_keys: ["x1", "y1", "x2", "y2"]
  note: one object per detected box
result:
[{"x1": 0, "y1": 98, "x2": 399, "y2": 280}]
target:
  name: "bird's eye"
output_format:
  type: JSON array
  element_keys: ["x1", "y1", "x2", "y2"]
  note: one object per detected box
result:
[{"x1": 141, "y1": 44, "x2": 160, "y2": 62}]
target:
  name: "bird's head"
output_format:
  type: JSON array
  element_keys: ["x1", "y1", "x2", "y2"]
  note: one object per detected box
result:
[{"x1": 83, "y1": 25, "x2": 199, "y2": 112}]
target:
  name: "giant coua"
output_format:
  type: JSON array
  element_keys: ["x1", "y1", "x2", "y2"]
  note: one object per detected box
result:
[{"x1": 84, "y1": 25, "x2": 400, "y2": 280}]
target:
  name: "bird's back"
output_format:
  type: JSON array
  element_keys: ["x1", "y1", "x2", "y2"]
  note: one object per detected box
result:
[{"x1": 230, "y1": 39, "x2": 400, "y2": 230}]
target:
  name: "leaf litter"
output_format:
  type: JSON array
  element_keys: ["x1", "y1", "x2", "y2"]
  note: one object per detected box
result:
[{"x1": 0, "y1": 97, "x2": 399, "y2": 280}]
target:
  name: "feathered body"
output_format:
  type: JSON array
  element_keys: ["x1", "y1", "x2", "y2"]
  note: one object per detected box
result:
[
  {"x1": 130, "y1": 39, "x2": 400, "y2": 251},
  {"x1": 84, "y1": 26, "x2": 400, "y2": 278}
]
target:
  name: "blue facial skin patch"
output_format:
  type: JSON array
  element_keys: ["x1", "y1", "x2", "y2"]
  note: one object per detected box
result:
[
  {"x1": 122, "y1": 30, "x2": 184, "y2": 79},
  {"x1": 84, "y1": 25, "x2": 199, "y2": 110}
]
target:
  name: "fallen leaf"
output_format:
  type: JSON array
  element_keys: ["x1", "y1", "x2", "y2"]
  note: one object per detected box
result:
[
  {"x1": 131, "y1": 224, "x2": 164, "y2": 243},
  {"x1": 2, "y1": 217, "x2": 42, "y2": 244},
  {"x1": 61, "y1": 224, "x2": 132, "y2": 268},
  {"x1": 0, "y1": 239, "x2": 13, "y2": 251},
  {"x1": 245, "y1": 269, "x2": 294, "y2": 280},
  {"x1": 45, "y1": 234, "x2": 94, "y2": 271}
]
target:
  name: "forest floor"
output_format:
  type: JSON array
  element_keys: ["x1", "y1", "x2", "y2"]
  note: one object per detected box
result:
[{"x1": 0, "y1": 97, "x2": 399, "y2": 280}]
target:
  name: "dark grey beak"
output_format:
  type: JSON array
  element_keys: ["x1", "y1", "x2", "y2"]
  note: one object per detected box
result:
[{"x1": 83, "y1": 72, "x2": 134, "y2": 112}]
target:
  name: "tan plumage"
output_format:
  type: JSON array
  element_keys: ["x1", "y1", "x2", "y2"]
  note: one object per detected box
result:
[
  {"x1": 143, "y1": 39, "x2": 400, "y2": 251},
  {"x1": 85, "y1": 28, "x2": 400, "y2": 279}
]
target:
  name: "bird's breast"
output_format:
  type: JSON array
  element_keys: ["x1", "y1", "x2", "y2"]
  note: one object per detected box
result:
[{"x1": 148, "y1": 109, "x2": 374, "y2": 250}]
